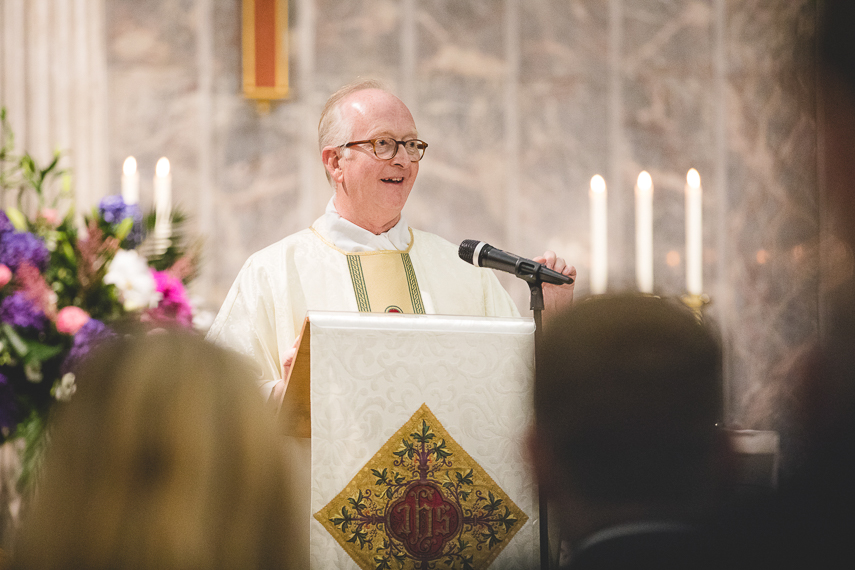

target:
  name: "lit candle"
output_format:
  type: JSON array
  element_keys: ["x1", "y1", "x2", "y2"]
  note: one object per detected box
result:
[
  {"x1": 635, "y1": 171, "x2": 654, "y2": 293},
  {"x1": 154, "y1": 157, "x2": 172, "y2": 242},
  {"x1": 121, "y1": 156, "x2": 139, "y2": 205},
  {"x1": 589, "y1": 174, "x2": 608, "y2": 294},
  {"x1": 685, "y1": 168, "x2": 703, "y2": 295}
]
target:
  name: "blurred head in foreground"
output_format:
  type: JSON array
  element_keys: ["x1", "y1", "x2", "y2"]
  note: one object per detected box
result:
[
  {"x1": 13, "y1": 331, "x2": 295, "y2": 570},
  {"x1": 532, "y1": 295, "x2": 730, "y2": 543}
]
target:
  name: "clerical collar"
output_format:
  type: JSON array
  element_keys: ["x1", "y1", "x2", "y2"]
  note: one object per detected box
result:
[{"x1": 313, "y1": 196, "x2": 412, "y2": 252}]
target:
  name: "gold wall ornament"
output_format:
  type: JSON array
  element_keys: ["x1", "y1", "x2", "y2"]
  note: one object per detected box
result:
[
  {"x1": 315, "y1": 403, "x2": 529, "y2": 570},
  {"x1": 242, "y1": 0, "x2": 289, "y2": 103}
]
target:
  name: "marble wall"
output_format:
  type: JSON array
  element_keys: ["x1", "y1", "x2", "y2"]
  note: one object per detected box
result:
[{"x1": 3, "y1": 0, "x2": 822, "y2": 427}]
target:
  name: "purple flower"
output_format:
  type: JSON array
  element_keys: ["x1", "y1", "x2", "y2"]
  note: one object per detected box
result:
[
  {"x1": 0, "y1": 231, "x2": 50, "y2": 272},
  {"x1": 99, "y1": 195, "x2": 129, "y2": 224},
  {"x1": 0, "y1": 373, "x2": 17, "y2": 435},
  {"x1": 61, "y1": 318, "x2": 114, "y2": 374},
  {"x1": 124, "y1": 211, "x2": 144, "y2": 248},
  {"x1": 98, "y1": 196, "x2": 143, "y2": 248},
  {"x1": 0, "y1": 292, "x2": 48, "y2": 332},
  {"x1": 0, "y1": 212, "x2": 14, "y2": 236}
]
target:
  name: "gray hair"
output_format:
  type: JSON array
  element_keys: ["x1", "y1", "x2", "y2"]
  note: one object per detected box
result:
[{"x1": 318, "y1": 78, "x2": 389, "y2": 185}]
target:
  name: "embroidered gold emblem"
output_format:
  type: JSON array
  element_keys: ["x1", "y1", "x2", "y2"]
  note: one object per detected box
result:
[{"x1": 315, "y1": 403, "x2": 528, "y2": 570}]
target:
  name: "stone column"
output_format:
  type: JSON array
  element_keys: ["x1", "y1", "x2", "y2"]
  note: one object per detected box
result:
[{"x1": 0, "y1": 0, "x2": 109, "y2": 214}]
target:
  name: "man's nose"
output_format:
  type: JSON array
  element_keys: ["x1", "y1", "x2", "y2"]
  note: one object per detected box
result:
[{"x1": 390, "y1": 141, "x2": 409, "y2": 165}]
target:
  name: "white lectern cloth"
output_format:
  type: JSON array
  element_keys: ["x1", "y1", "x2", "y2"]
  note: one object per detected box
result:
[{"x1": 307, "y1": 312, "x2": 538, "y2": 569}]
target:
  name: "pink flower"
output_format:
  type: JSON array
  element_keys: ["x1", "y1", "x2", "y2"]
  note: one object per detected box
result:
[
  {"x1": 0, "y1": 264, "x2": 10, "y2": 287},
  {"x1": 39, "y1": 209, "x2": 60, "y2": 226},
  {"x1": 56, "y1": 306, "x2": 91, "y2": 334},
  {"x1": 145, "y1": 270, "x2": 193, "y2": 327},
  {"x1": 15, "y1": 262, "x2": 57, "y2": 319}
]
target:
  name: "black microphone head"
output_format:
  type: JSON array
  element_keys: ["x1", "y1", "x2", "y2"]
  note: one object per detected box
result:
[{"x1": 458, "y1": 239, "x2": 480, "y2": 266}]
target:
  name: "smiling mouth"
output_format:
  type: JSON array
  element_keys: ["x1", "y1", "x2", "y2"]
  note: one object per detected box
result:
[{"x1": 381, "y1": 177, "x2": 404, "y2": 184}]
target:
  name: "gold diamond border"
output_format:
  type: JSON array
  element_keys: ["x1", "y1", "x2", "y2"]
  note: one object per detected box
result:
[{"x1": 314, "y1": 403, "x2": 529, "y2": 570}]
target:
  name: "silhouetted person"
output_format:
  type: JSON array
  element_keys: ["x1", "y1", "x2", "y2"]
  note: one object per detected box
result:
[{"x1": 530, "y1": 294, "x2": 733, "y2": 570}]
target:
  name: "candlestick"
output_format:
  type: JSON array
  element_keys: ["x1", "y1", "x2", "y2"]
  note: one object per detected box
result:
[
  {"x1": 154, "y1": 157, "x2": 172, "y2": 247},
  {"x1": 685, "y1": 168, "x2": 703, "y2": 295},
  {"x1": 590, "y1": 174, "x2": 608, "y2": 294},
  {"x1": 121, "y1": 156, "x2": 140, "y2": 205},
  {"x1": 635, "y1": 171, "x2": 654, "y2": 293}
]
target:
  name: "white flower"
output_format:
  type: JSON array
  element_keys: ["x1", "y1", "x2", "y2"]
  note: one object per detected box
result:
[
  {"x1": 104, "y1": 249, "x2": 161, "y2": 311},
  {"x1": 54, "y1": 372, "x2": 77, "y2": 402},
  {"x1": 25, "y1": 361, "x2": 43, "y2": 383},
  {"x1": 189, "y1": 295, "x2": 215, "y2": 332},
  {"x1": 192, "y1": 310, "x2": 215, "y2": 332}
]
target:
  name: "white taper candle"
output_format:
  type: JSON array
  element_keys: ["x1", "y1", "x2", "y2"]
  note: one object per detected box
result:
[{"x1": 590, "y1": 174, "x2": 608, "y2": 294}]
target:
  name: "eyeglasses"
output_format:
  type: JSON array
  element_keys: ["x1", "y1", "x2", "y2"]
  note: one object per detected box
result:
[{"x1": 343, "y1": 137, "x2": 428, "y2": 162}]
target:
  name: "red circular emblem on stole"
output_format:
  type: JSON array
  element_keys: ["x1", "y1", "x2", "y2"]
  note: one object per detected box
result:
[{"x1": 385, "y1": 481, "x2": 462, "y2": 559}]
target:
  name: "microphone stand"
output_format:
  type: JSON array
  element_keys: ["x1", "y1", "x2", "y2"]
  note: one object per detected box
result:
[
  {"x1": 530, "y1": 281, "x2": 551, "y2": 570},
  {"x1": 520, "y1": 271, "x2": 550, "y2": 570},
  {"x1": 493, "y1": 255, "x2": 569, "y2": 569}
]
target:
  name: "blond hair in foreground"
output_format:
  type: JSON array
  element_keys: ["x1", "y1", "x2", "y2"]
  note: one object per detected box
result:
[{"x1": 13, "y1": 331, "x2": 296, "y2": 570}]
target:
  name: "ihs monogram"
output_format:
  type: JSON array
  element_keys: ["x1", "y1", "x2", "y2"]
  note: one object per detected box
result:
[{"x1": 316, "y1": 404, "x2": 527, "y2": 570}]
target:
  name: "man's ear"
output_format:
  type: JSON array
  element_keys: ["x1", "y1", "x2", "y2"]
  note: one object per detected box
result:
[{"x1": 322, "y1": 146, "x2": 344, "y2": 183}]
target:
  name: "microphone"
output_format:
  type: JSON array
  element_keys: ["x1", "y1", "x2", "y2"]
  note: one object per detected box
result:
[{"x1": 458, "y1": 240, "x2": 574, "y2": 286}]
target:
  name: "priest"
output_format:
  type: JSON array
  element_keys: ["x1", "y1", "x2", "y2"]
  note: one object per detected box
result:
[{"x1": 206, "y1": 79, "x2": 576, "y2": 401}]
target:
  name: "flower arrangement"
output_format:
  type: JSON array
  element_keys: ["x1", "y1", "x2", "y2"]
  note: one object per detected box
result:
[{"x1": 0, "y1": 108, "x2": 202, "y2": 489}]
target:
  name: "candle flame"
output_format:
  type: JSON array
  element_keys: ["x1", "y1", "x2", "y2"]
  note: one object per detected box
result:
[
  {"x1": 687, "y1": 168, "x2": 701, "y2": 188},
  {"x1": 590, "y1": 174, "x2": 606, "y2": 194},
  {"x1": 156, "y1": 157, "x2": 170, "y2": 177},
  {"x1": 637, "y1": 171, "x2": 652, "y2": 191},
  {"x1": 122, "y1": 156, "x2": 137, "y2": 176}
]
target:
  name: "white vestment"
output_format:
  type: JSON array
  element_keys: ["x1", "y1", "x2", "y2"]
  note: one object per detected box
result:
[{"x1": 207, "y1": 204, "x2": 520, "y2": 396}]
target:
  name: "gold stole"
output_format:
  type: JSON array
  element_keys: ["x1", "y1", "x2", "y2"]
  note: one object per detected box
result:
[
  {"x1": 311, "y1": 227, "x2": 426, "y2": 314},
  {"x1": 346, "y1": 251, "x2": 425, "y2": 314}
]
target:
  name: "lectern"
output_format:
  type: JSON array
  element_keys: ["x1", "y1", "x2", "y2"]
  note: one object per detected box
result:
[{"x1": 280, "y1": 311, "x2": 539, "y2": 570}]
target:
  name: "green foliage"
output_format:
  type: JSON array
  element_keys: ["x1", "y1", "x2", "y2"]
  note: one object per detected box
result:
[
  {"x1": 330, "y1": 506, "x2": 352, "y2": 533},
  {"x1": 346, "y1": 529, "x2": 369, "y2": 549},
  {"x1": 456, "y1": 469, "x2": 474, "y2": 486},
  {"x1": 143, "y1": 209, "x2": 200, "y2": 279},
  {"x1": 481, "y1": 526, "x2": 501, "y2": 549},
  {"x1": 483, "y1": 491, "x2": 503, "y2": 513},
  {"x1": 433, "y1": 438, "x2": 451, "y2": 459},
  {"x1": 1, "y1": 110, "x2": 70, "y2": 212},
  {"x1": 411, "y1": 420, "x2": 435, "y2": 444},
  {"x1": 15, "y1": 409, "x2": 49, "y2": 494},
  {"x1": 372, "y1": 467, "x2": 389, "y2": 485},
  {"x1": 348, "y1": 489, "x2": 367, "y2": 513},
  {"x1": 499, "y1": 506, "x2": 518, "y2": 532},
  {"x1": 393, "y1": 438, "x2": 416, "y2": 459}
]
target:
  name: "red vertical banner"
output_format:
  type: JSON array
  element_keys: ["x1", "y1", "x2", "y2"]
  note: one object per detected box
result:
[{"x1": 243, "y1": 0, "x2": 289, "y2": 99}]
